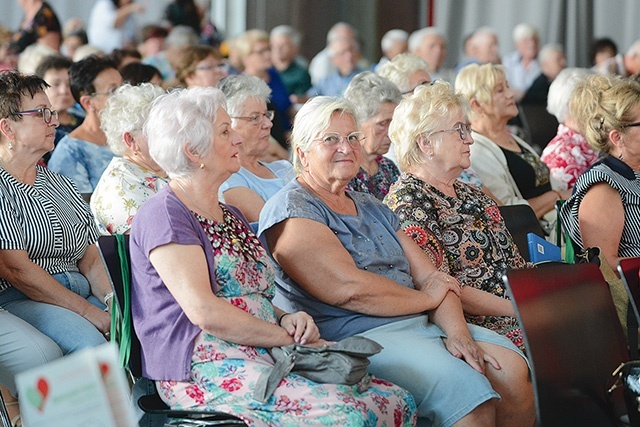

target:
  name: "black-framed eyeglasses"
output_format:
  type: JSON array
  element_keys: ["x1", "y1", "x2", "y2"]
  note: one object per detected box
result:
[
  {"x1": 231, "y1": 110, "x2": 274, "y2": 126},
  {"x1": 427, "y1": 122, "x2": 472, "y2": 141},
  {"x1": 313, "y1": 131, "x2": 365, "y2": 147},
  {"x1": 624, "y1": 121, "x2": 640, "y2": 128},
  {"x1": 401, "y1": 79, "x2": 440, "y2": 95},
  {"x1": 12, "y1": 107, "x2": 59, "y2": 124}
]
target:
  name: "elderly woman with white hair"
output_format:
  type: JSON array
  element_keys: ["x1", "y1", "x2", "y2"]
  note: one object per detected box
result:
[
  {"x1": 377, "y1": 52, "x2": 432, "y2": 96},
  {"x1": 259, "y1": 95, "x2": 534, "y2": 427},
  {"x1": 90, "y1": 83, "x2": 167, "y2": 234},
  {"x1": 343, "y1": 71, "x2": 401, "y2": 199},
  {"x1": 218, "y1": 74, "x2": 292, "y2": 222},
  {"x1": 385, "y1": 81, "x2": 530, "y2": 351},
  {"x1": 540, "y1": 68, "x2": 599, "y2": 191},
  {"x1": 130, "y1": 86, "x2": 417, "y2": 426}
]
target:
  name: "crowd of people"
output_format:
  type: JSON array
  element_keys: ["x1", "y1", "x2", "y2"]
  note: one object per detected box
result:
[{"x1": 1, "y1": 2, "x2": 640, "y2": 426}]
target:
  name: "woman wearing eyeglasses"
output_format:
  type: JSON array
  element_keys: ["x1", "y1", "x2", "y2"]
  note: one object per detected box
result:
[
  {"x1": 560, "y1": 74, "x2": 640, "y2": 270},
  {"x1": 259, "y1": 95, "x2": 534, "y2": 427},
  {"x1": 343, "y1": 71, "x2": 401, "y2": 200},
  {"x1": 384, "y1": 81, "x2": 530, "y2": 351},
  {"x1": 173, "y1": 44, "x2": 227, "y2": 89},
  {"x1": 218, "y1": 75, "x2": 293, "y2": 222},
  {"x1": 0, "y1": 71, "x2": 111, "y2": 361},
  {"x1": 48, "y1": 55, "x2": 122, "y2": 194},
  {"x1": 455, "y1": 64, "x2": 571, "y2": 232}
]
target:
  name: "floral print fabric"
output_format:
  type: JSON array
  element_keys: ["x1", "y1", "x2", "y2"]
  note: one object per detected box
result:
[
  {"x1": 385, "y1": 173, "x2": 529, "y2": 351},
  {"x1": 541, "y1": 124, "x2": 600, "y2": 191},
  {"x1": 91, "y1": 157, "x2": 168, "y2": 234},
  {"x1": 347, "y1": 156, "x2": 400, "y2": 200},
  {"x1": 158, "y1": 206, "x2": 417, "y2": 427}
]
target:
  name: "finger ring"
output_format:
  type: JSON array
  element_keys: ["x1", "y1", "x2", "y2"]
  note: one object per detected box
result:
[{"x1": 446, "y1": 278, "x2": 450, "y2": 282}]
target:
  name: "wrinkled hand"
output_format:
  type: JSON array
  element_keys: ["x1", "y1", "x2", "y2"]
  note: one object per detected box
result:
[
  {"x1": 419, "y1": 271, "x2": 461, "y2": 304},
  {"x1": 280, "y1": 311, "x2": 320, "y2": 345},
  {"x1": 84, "y1": 305, "x2": 111, "y2": 336},
  {"x1": 443, "y1": 334, "x2": 500, "y2": 375}
]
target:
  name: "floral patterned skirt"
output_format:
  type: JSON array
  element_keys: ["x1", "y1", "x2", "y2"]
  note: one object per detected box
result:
[{"x1": 157, "y1": 331, "x2": 417, "y2": 427}]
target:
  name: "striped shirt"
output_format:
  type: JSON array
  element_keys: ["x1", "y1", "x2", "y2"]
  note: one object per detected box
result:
[
  {"x1": 560, "y1": 156, "x2": 640, "y2": 256},
  {"x1": 0, "y1": 165, "x2": 100, "y2": 292}
]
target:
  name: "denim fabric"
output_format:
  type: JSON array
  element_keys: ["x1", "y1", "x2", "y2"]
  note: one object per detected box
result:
[
  {"x1": 0, "y1": 272, "x2": 107, "y2": 355},
  {"x1": 0, "y1": 310, "x2": 62, "y2": 396}
]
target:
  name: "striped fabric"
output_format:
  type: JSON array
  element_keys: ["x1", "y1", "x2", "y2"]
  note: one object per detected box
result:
[
  {"x1": 560, "y1": 156, "x2": 640, "y2": 256},
  {"x1": 0, "y1": 165, "x2": 100, "y2": 292}
]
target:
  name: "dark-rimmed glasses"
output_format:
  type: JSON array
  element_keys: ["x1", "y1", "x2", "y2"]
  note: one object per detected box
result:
[
  {"x1": 624, "y1": 121, "x2": 640, "y2": 129},
  {"x1": 12, "y1": 107, "x2": 59, "y2": 124},
  {"x1": 427, "y1": 122, "x2": 472, "y2": 141},
  {"x1": 231, "y1": 110, "x2": 275, "y2": 126},
  {"x1": 401, "y1": 79, "x2": 440, "y2": 95},
  {"x1": 313, "y1": 131, "x2": 365, "y2": 147}
]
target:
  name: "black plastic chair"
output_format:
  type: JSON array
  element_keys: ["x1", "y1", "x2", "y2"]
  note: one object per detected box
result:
[
  {"x1": 97, "y1": 235, "x2": 246, "y2": 427},
  {"x1": 504, "y1": 263, "x2": 630, "y2": 427},
  {"x1": 618, "y1": 258, "x2": 640, "y2": 360},
  {"x1": 498, "y1": 204, "x2": 545, "y2": 262}
]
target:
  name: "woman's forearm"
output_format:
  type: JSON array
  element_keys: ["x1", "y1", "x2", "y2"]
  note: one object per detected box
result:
[
  {"x1": 527, "y1": 191, "x2": 558, "y2": 219},
  {"x1": 78, "y1": 244, "x2": 111, "y2": 302},
  {"x1": 428, "y1": 292, "x2": 472, "y2": 338},
  {"x1": 460, "y1": 286, "x2": 515, "y2": 317}
]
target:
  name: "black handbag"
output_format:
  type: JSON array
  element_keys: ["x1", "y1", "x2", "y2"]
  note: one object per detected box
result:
[{"x1": 608, "y1": 361, "x2": 640, "y2": 426}]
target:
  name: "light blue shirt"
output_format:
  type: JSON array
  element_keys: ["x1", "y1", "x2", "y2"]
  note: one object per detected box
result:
[
  {"x1": 307, "y1": 67, "x2": 363, "y2": 97},
  {"x1": 220, "y1": 160, "x2": 294, "y2": 202},
  {"x1": 48, "y1": 136, "x2": 114, "y2": 193}
]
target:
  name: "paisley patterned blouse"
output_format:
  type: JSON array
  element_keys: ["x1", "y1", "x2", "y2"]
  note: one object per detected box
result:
[
  {"x1": 347, "y1": 156, "x2": 400, "y2": 200},
  {"x1": 385, "y1": 173, "x2": 530, "y2": 350}
]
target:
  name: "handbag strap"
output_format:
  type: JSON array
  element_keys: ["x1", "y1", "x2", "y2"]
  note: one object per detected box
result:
[
  {"x1": 109, "y1": 234, "x2": 132, "y2": 369},
  {"x1": 253, "y1": 347, "x2": 295, "y2": 403}
]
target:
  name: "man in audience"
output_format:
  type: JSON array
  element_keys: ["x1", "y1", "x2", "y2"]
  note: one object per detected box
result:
[
  {"x1": 374, "y1": 29, "x2": 408, "y2": 70},
  {"x1": 503, "y1": 23, "x2": 541, "y2": 101},
  {"x1": 307, "y1": 36, "x2": 363, "y2": 97},
  {"x1": 270, "y1": 25, "x2": 311, "y2": 101},
  {"x1": 455, "y1": 26, "x2": 501, "y2": 72},
  {"x1": 408, "y1": 27, "x2": 453, "y2": 82},
  {"x1": 308, "y1": 22, "x2": 367, "y2": 85},
  {"x1": 522, "y1": 43, "x2": 566, "y2": 105}
]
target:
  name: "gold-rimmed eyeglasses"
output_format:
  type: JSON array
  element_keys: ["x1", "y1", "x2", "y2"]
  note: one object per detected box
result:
[
  {"x1": 12, "y1": 107, "x2": 59, "y2": 125},
  {"x1": 231, "y1": 110, "x2": 275, "y2": 126},
  {"x1": 313, "y1": 131, "x2": 365, "y2": 147}
]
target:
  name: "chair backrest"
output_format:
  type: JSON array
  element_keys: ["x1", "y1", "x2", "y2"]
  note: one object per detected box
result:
[
  {"x1": 498, "y1": 204, "x2": 545, "y2": 262},
  {"x1": 504, "y1": 263, "x2": 629, "y2": 427},
  {"x1": 618, "y1": 257, "x2": 640, "y2": 360},
  {"x1": 97, "y1": 234, "x2": 143, "y2": 378},
  {"x1": 518, "y1": 103, "x2": 559, "y2": 152}
]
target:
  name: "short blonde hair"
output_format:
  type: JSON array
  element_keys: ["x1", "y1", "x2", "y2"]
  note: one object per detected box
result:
[
  {"x1": 455, "y1": 63, "x2": 506, "y2": 120},
  {"x1": 290, "y1": 96, "x2": 359, "y2": 175},
  {"x1": 235, "y1": 29, "x2": 269, "y2": 65},
  {"x1": 570, "y1": 74, "x2": 640, "y2": 154},
  {"x1": 376, "y1": 53, "x2": 429, "y2": 93},
  {"x1": 390, "y1": 81, "x2": 470, "y2": 171}
]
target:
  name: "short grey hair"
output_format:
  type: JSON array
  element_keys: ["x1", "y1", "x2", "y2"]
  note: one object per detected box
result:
[
  {"x1": 546, "y1": 67, "x2": 591, "y2": 123},
  {"x1": 101, "y1": 83, "x2": 165, "y2": 155},
  {"x1": 144, "y1": 87, "x2": 227, "y2": 178},
  {"x1": 381, "y1": 29, "x2": 408, "y2": 54},
  {"x1": 217, "y1": 74, "x2": 272, "y2": 117},
  {"x1": 408, "y1": 27, "x2": 444, "y2": 53},
  {"x1": 291, "y1": 96, "x2": 359, "y2": 174},
  {"x1": 344, "y1": 71, "x2": 401, "y2": 123},
  {"x1": 377, "y1": 53, "x2": 430, "y2": 93},
  {"x1": 539, "y1": 43, "x2": 563, "y2": 63},
  {"x1": 512, "y1": 23, "x2": 538, "y2": 43},
  {"x1": 270, "y1": 25, "x2": 302, "y2": 46},
  {"x1": 165, "y1": 25, "x2": 199, "y2": 48},
  {"x1": 327, "y1": 22, "x2": 357, "y2": 44}
]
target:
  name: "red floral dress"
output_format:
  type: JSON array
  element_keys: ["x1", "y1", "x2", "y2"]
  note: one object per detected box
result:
[
  {"x1": 385, "y1": 173, "x2": 530, "y2": 351},
  {"x1": 157, "y1": 206, "x2": 417, "y2": 427}
]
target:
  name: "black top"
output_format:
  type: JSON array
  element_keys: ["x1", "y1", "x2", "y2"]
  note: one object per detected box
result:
[{"x1": 501, "y1": 144, "x2": 551, "y2": 199}]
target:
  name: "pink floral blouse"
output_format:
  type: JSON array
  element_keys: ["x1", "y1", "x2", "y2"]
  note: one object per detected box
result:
[{"x1": 541, "y1": 124, "x2": 600, "y2": 191}]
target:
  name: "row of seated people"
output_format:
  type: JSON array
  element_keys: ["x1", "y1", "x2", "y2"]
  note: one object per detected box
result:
[{"x1": 2, "y1": 52, "x2": 640, "y2": 425}]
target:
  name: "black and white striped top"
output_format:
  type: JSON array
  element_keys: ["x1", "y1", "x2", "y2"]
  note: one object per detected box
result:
[
  {"x1": 560, "y1": 156, "x2": 640, "y2": 256},
  {"x1": 0, "y1": 165, "x2": 101, "y2": 292}
]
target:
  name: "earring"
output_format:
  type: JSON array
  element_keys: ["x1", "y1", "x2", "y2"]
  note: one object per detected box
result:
[
  {"x1": 8, "y1": 142, "x2": 13, "y2": 150},
  {"x1": 199, "y1": 163, "x2": 205, "y2": 169},
  {"x1": 619, "y1": 152, "x2": 624, "y2": 161}
]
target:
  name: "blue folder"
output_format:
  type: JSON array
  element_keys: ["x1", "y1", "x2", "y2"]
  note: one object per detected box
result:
[{"x1": 527, "y1": 232, "x2": 562, "y2": 263}]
